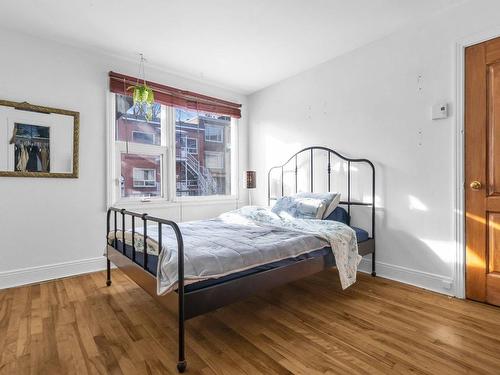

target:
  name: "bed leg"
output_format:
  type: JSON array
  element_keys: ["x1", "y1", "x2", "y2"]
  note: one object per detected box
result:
[
  {"x1": 177, "y1": 308, "x2": 186, "y2": 373},
  {"x1": 371, "y1": 251, "x2": 376, "y2": 277},
  {"x1": 174, "y1": 222, "x2": 186, "y2": 373},
  {"x1": 106, "y1": 259, "x2": 112, "y2": 286},
  {"x1": 177, "y1": 297, "x2": 186, "y2": 373},
  {"x1": 177, "y1": 360, "x2": 186, "y2": 373}
]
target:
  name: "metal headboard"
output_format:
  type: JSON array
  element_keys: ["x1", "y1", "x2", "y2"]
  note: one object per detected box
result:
[{"x1": 267, "y1": 146, "x2": 375, "y2": 238}]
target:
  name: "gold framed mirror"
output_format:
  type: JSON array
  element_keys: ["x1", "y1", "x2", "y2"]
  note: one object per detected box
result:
[{"x1": 0, "y1": 100, "x2": 79, "y2": 178}]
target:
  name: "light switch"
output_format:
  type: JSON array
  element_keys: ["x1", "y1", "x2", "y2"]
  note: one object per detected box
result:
[{"x1": 432, "y1": 102, "x2": 448, "y2": 120}]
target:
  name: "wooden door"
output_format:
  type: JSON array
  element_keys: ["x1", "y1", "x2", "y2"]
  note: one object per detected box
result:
[{"x1": 466, "y1": 37, "x2": 500, "y2": 306}]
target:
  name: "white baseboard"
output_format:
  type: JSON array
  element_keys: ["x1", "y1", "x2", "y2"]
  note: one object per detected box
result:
[
  {"x1": 358, "y1": 258, "x2": 455, "y2": 296},
  {"x1": 0, "y1": 257, "x2": 109, "y2": 290},
  {"x1": 1, "y1": 255, "x2": 456, "y2": 297}
]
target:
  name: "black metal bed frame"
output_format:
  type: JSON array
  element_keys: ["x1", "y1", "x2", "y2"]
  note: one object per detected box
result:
[{"x1": 105, "y1": 146, "x2": 376, "y2": 373}]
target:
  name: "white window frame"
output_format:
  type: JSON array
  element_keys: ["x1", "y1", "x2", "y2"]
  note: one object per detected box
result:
[
  {"x1": 132, "y1": 168, "x2": 157, "y2": 187},
  {"x1": 205, "y1": 124, "x2": 224, "y2": 143},
  {"x1": 107, "y1": 92, "x2": 239, "y2": 207},
  {"x1": 204, "y1": 151, "x2": 224, "y2": 169},
  {"x1": 131, "y1": 130, "x2": 156, "y2": 145},
  {"x1": 108, "y1": 93, "x2": 168, "y2": 204}
]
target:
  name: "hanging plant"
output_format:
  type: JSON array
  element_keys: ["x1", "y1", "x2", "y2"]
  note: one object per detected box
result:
[
  {"x1": 127, "y1": 83, "x2": 155, "y2": 120},
  {"x1": 127, "y1": 54, "x2": 155, "y2": 121}
]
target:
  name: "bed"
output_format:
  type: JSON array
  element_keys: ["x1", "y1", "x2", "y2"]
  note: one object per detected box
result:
[{"x1": 105, "y1": 146, "x2": 376, "y2": 373}]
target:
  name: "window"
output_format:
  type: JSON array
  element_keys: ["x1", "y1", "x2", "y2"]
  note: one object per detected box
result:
[
  {"x1": 205, "y1": 124, "x2": 224, "y2": 143},
  {"x1": 187, "y1": 138, "x2": 198, "y2": 154},
  {"x1": 132, "y1": 131, "x2": 155, "y2": 145},
  {"x1": 175, "y1": 109, "x2": 232, "y2": 197},
  {"x1": 112, "y1": 94, "x2": 165, "y2": 200},
  {"x1": 205, "y1": 151, "x2": 224, "y2": 169},
  {"x1": 116, "y1": 95, "x2": 161, "y2": 146},
  {"x1": 179, "y1": 137, "x2": 198, "y2": 154},
  {"x1": 133, "y1": 168, "x2": 157, "y2": 187},
  {"x1": 109, "y1": 94, "x2": 236, "y2": 203},
  {"x1": 121, "y1": 153, "x2": 161, "y2": 198}
]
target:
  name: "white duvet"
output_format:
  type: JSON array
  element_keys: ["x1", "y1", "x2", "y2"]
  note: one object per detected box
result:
[{"x1": 109, "y1": 206, "x2": 361, "y2": 295}]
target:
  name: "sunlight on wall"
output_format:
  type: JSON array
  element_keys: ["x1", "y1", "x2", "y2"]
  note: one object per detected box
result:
[
  {"x1": 362, "y1": 194, "x2": 382, "y2": 205},
  {"x1": 416, "y1": 208, "x2": 491, "y2": 272},
  {"x1": 420, "y1": 238, "x2": 455, "y2": 264},
  {"x1": 409, "y1": 195, "x2": 428, "y2": 212},
  {"x1": 331, "y1": 161, "x2": 342, "y2": 173},
  {"x1": 264, "y1": 131, "x2": 301, "y2": 167},
  {"x1": 263, "y1": 132, "x2": 301, "y2": 202},
  {"x1": 331, "y1": 161, "x2": 358, "y2": 173}
]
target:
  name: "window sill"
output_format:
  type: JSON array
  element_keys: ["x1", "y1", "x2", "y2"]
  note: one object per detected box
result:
[
  {"x1": 174, "y1": 195, "x2": 238, "y2": 203},
  {"x1": 111, "y1": 196, "x2": 242, "y2": 211}
]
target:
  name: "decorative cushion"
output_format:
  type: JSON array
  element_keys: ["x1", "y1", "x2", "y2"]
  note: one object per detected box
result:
[{"x1": 271, "y1": 192, "x2": 339, "y2": 220}]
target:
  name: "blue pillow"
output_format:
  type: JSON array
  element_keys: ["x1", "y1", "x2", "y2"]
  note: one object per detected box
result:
[{"x1": 324, "y1": 206, "x2": 350, "y2": 225}]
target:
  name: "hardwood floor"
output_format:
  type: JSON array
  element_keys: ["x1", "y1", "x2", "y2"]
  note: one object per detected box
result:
[{"x1": 1, "y1": 270, "x2": 500, "y2": 375}]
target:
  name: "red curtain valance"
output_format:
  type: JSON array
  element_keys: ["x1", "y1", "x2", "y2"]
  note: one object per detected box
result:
[{"x1": 109, "y1": 71, "x2": 242, "y2": 118}]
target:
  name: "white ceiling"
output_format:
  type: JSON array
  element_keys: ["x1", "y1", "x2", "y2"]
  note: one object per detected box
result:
[{"x1": 0, "y1": 0, "x2": 464, "y2": 94}]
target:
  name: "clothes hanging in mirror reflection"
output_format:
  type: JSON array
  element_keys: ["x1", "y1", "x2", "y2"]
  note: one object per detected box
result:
[{"x1": 14, "y1": 140, "x2": 50, "y2": 172}]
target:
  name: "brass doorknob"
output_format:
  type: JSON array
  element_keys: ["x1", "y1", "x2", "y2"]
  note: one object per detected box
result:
[{"x1": 470, "y1": 181, "x2": 482, "y2": 190}]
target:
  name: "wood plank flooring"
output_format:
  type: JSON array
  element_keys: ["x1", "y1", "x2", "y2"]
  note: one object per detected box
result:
[{"x1": 1, "y1": 269, "x2": 500, "y2": 374}]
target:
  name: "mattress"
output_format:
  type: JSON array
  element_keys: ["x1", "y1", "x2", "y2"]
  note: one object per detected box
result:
[
  {"x1": 110, "y1": 206, "x2": 366, "y2": 293},
  {"x1": 112, "y1": 225, "x2": 369, "y2": 292}
]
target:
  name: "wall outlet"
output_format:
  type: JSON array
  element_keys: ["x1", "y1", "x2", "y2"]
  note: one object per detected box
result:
[{"x1": 442, "y1": 280, "x2": 453, "y2": 290}]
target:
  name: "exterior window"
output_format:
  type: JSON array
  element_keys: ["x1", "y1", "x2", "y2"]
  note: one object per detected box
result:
[
  {"x1": 109, "y1": 93, "x2": 236, "y2": 203},
  {"x1": 113, "y1": 94, "x2": 165, "y2": 200},
  {"x1": 179, "y1": 137, "x2": 198, "y2": 154},
  {"x1": 176, "y1": 109, "x2": 232, "y2": 197},
  {"x1": 116, "y1": 95, "x2": 161, "y2": 146},
  {"x1": 205, "y1": 124, "x2": 224, "y2": 143},
  {"x1": 187, "y1": 138, "x2": 198, "y2": 154},
  {"x1": 132, "y1": 131, "x2": 155, "y2": 145},
  {"x1": 205, "y1": 152, "x2": 224, "y2": 169},
  {"x1": 133, "y1": 168, "x2": 157, "y2": 187},
  {"x1": 121, "y1": 155, "x2": 161, "y2": 198}
]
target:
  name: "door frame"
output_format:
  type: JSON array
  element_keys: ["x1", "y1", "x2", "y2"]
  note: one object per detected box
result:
[{"x1": 455, "y1": 27, "x2": 500, "y2": 299}]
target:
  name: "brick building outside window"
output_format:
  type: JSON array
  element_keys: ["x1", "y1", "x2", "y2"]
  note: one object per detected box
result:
[{"x1": 114, "y1": 94, "x2": 232, "y2": 199}]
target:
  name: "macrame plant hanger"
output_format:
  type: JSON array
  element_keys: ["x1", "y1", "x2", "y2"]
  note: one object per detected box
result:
[
  {"x1": 134, "y1": 53, "x2": 148, "y2": 118},
  {"x1": 122, "y1": 76, "x2": 130, "y2": 154},
  {"x1": 125, "y1": 53, "x2": 150, "y2": 154}
]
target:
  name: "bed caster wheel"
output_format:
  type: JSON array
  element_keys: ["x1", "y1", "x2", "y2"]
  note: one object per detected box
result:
[
  {"x1": 106, "y1": 280, "x2": 112, "y2": 286},
  {"x1": 371, "y1": 272, "x2": 376, "y2": 277},
  {"x1": 177, "y1": 360, "x2": 187, "y2": 373}
]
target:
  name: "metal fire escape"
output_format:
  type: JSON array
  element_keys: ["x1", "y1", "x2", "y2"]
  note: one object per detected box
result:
[{"x1": 179, "y1": 150, "x2": 218, "y2": 195}]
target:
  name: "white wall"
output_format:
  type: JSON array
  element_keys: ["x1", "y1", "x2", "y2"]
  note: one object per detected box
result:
[
  {"x1": 248, "y1": 0, "x2": 500, "y2": 296},
  {"x1": 0, "y1": 29, "x2": 248, "y2": 288}
]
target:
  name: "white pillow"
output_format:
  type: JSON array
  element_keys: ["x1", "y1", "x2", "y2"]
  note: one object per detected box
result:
[
  {"x1": 294, "y1": 192, "x2": 340, "y2": 219},
  {"x1": 321, "y1": 193, "x2": 341, "y2": 219},
  {"x1": 272, "y1": 192, "x2": 333, "y2": 219}
]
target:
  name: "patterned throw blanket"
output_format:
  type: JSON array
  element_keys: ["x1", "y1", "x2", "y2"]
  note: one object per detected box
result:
[{"x1": 109, "y1": 207, "x2": 361, "y2": 295}]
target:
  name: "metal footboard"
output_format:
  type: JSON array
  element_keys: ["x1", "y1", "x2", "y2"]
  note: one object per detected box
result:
[{"x1": 106, "y1": 207, "x2": 187, "y2": 373}]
